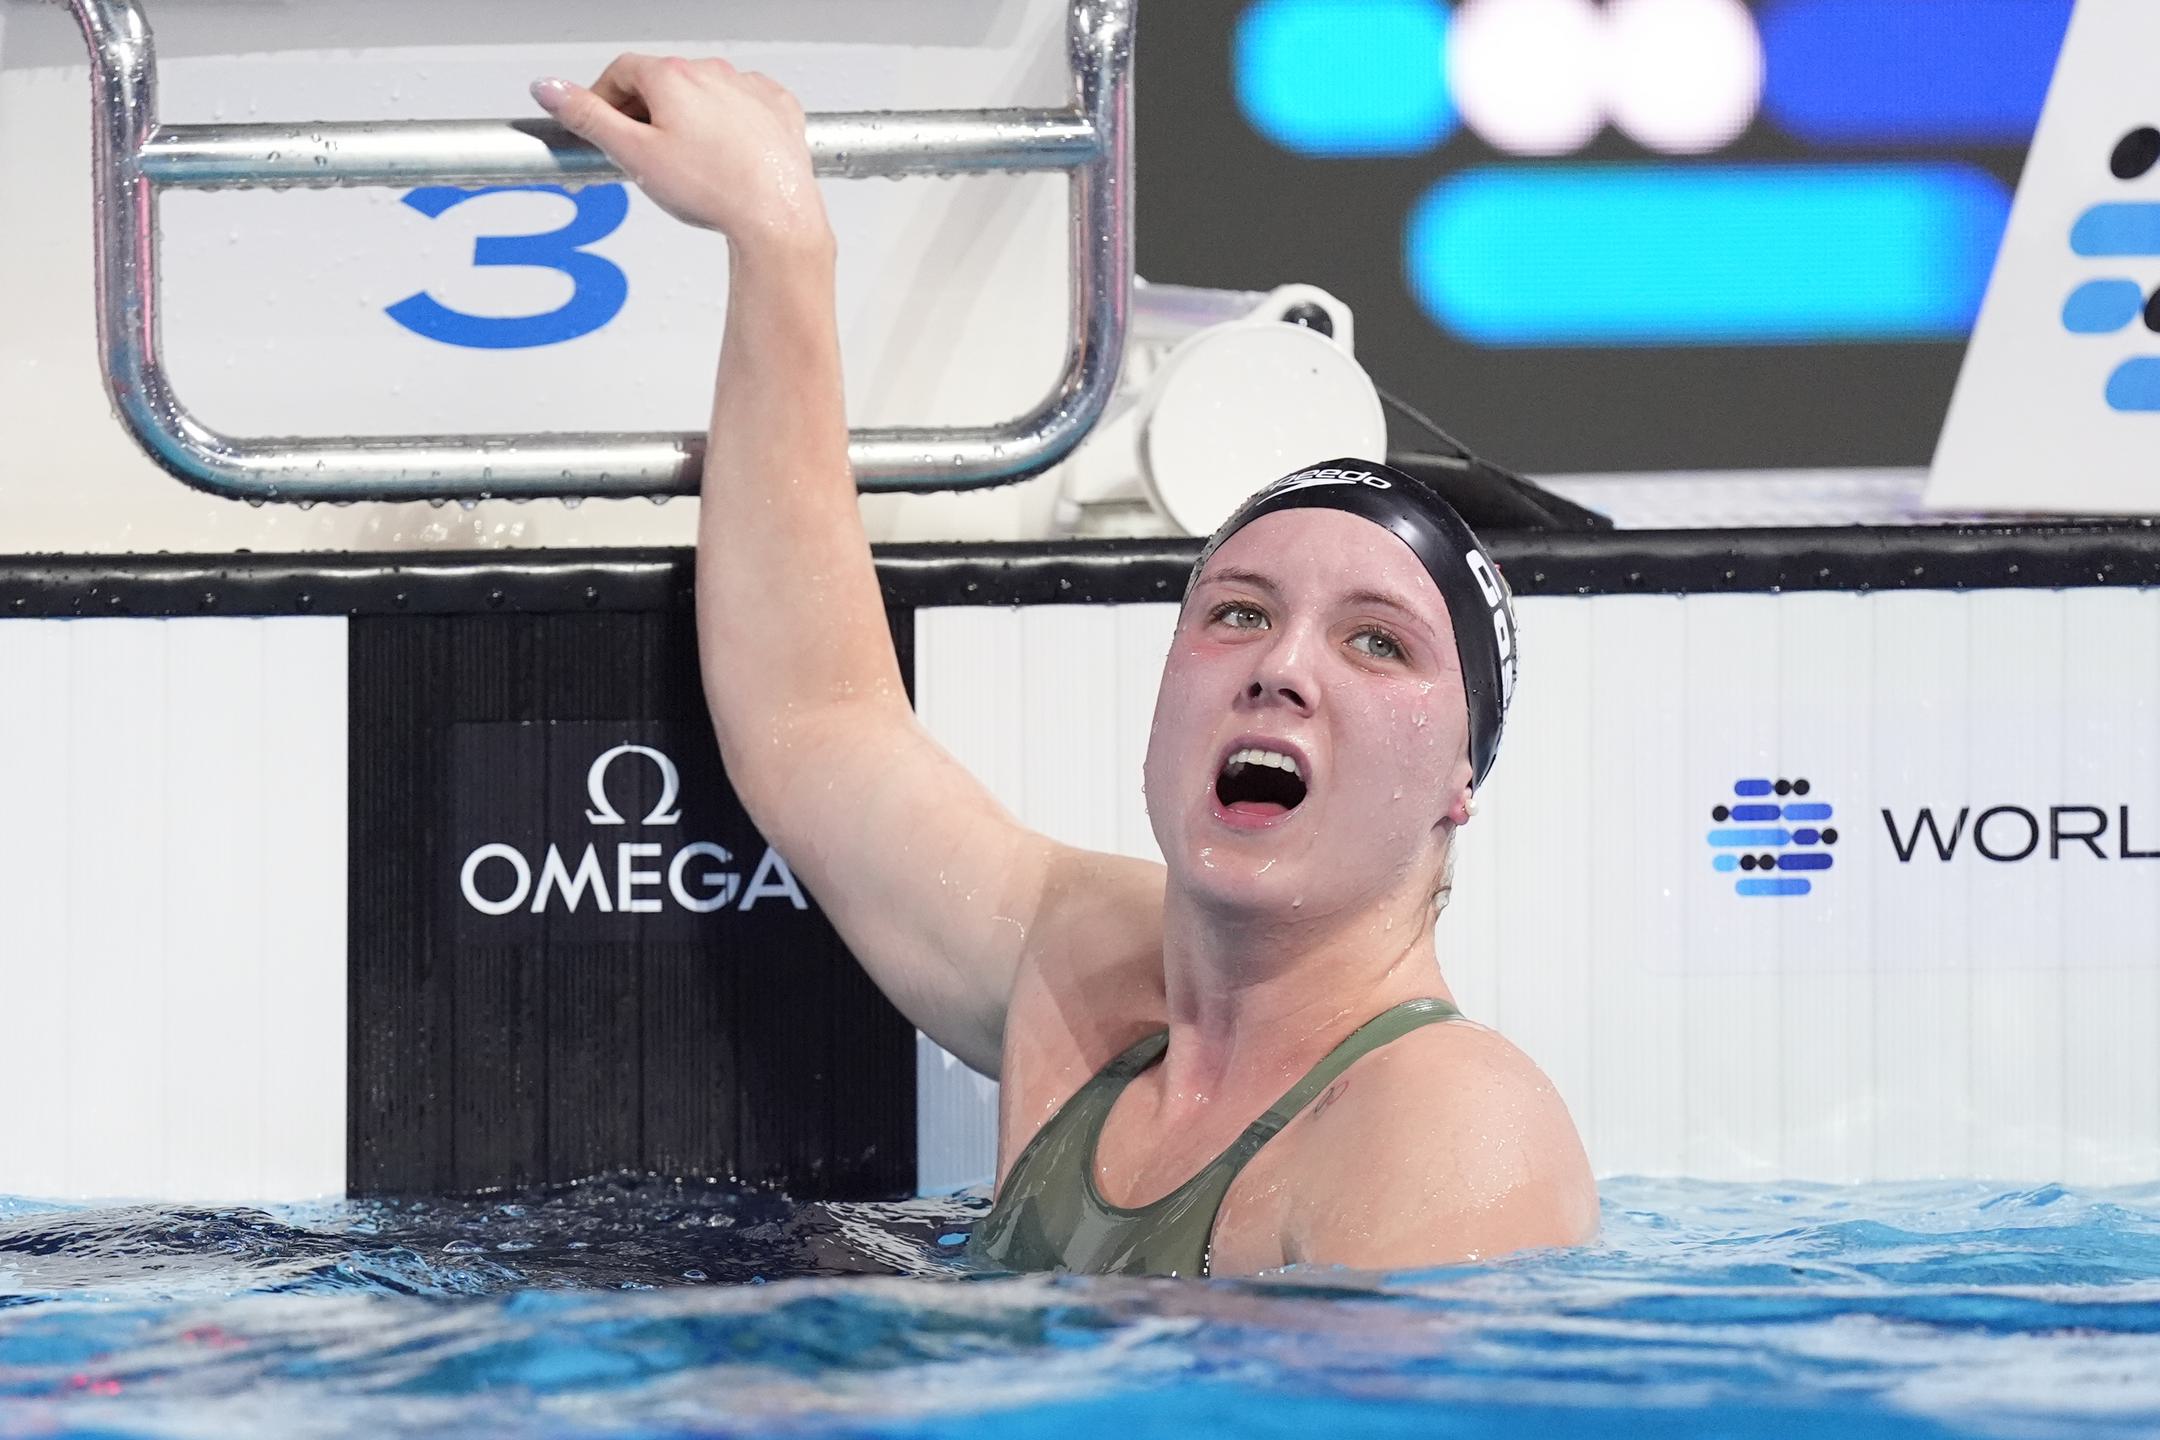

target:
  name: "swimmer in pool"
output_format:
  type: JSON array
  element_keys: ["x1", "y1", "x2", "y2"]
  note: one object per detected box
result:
[{"x1": 532, "y1": 57, "x2": 1597, "y2": 1277}]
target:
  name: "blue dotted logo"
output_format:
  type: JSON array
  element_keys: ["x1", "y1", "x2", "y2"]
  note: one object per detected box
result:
[
  {"x1": 1707, "y1": 777, "x2": 1837, "y2": 899},
  {"x1": 2059, "y1": 126, "x2": 2160, "y2": 411}
]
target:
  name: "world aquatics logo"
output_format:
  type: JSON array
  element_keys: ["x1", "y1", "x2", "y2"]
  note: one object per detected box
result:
[
  {"x1": 1706, "y1": 777, "x2": 1838, "y2": 898},
  {"x1": 2058, "y1": 125, "x2": 2160, "y2": 411}
]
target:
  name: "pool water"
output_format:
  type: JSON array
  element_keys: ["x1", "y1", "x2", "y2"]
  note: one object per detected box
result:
[{"x1": 4, "y1": 1177, "x2": 2159, "y2": 1438}]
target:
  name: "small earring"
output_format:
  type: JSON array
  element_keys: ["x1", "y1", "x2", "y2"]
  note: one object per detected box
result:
[{"x1": 1464, "y1": 792, "x2": 1479, "y2": 819}]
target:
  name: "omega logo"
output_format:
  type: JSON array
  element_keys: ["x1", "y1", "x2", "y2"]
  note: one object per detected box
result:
[
  {"x1": 583, "y1": 743, "x2": 682, "y2": 826},
  {"x1": 459, "y1": 742, "x2": 807, "y2": 918}
]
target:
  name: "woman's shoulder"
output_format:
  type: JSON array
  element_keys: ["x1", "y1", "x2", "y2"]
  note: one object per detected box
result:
[{"x1": 1279, "y1": 1016, "x2": 1599, "y2": 1267}]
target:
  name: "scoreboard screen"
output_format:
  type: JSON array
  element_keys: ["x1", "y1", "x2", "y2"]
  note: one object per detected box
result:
[{"x1": 1133, "y1": 0, "x2": 2070, "y2": 474}]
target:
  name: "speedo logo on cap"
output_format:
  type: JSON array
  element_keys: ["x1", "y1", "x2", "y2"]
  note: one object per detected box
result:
[
  {"x1": 1269, "y1": 466, "x2": 1394, "y2": 496},
  {"x1": 1465, "y1": 548, "x2": 1515, "y2": 706}
]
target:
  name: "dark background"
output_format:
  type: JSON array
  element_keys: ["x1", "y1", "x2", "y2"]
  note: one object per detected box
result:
[
  {"x1": 1131, "y1": 0, "x2": 2042, "y2": 475},
  {"x1": 349, "y1": 612, "x2": 917, "y2": 1198}
]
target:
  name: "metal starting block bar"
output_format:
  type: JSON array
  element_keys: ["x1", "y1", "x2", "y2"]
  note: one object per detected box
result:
[{"x1": 65, "y1": 0, "x2": 1135, "y2": 502}]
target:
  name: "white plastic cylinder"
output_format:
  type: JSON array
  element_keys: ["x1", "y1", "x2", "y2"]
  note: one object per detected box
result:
[{"x1": 1139, "y1": 320, "x2": 1387, "y2": 536}]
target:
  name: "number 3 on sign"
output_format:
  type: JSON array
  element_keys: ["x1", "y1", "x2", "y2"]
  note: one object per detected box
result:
[{"x1": 387, "y1": 184, "x2": 630, "y2": 349}]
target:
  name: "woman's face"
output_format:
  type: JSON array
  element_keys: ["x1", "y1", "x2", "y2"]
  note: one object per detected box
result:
[{"x1": 1143, "y1": 508, "x2": 1476, "y2": 920}]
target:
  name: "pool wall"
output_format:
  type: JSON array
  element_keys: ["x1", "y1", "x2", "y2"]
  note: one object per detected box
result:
[
  {"x1": 0, "y1": 616, "x2": 347, "y2": 1201},
  {"x1": 3, "y1": 530, "x2": 2157, "y2": 1203}
]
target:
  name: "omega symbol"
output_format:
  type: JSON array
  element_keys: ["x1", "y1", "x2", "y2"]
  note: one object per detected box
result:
[{"x1": 585, "y1": 744, "x2": 683, "y2": 827}]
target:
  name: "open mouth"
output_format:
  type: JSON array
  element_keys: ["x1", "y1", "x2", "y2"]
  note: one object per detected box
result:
[{"x1": 1215, "y1": 746, "x2": 1309, "y2": 817}]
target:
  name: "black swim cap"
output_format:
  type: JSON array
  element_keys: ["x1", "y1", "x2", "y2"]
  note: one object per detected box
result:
[{"x1": 1186, "y1": 458, "x2": 1518, "y2": 788}]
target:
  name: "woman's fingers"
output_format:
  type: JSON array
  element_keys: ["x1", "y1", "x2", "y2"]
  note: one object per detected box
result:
[
  {"x1": 587, "y1": 52, "x2": 662, "y2": 117},
  {"x1": 529, "y1": 52, "x2": 825, "y2": 240},
  {"x1": 529, "y1": 75, "x2": 652, "y2": 169}
]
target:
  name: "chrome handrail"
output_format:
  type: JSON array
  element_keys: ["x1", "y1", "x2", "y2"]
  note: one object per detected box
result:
[{"x1": 67, "y1": 0, "x2": 1135, "y2": 502}]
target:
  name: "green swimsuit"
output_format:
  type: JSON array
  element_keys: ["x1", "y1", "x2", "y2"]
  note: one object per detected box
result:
[{"x1": 966, "y1": 997, "x2": 1463, "y2": 1277}]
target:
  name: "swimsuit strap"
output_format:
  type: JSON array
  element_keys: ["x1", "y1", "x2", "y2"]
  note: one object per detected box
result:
[
  {"x1": 966, "y1": 996, "x2": 1463, "y2": 1278},
  {"x1": 1000, "y1": 1026, "x2": 1169, "y2": 1181},
  {"x1": 1222, "y1": 996, "x2": 1463, "y2": 1169}
]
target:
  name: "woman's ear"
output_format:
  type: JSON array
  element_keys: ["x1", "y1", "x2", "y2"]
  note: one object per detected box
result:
[{"x1": 1447, "y1": 788, "x2": 1475, "y2": 828}]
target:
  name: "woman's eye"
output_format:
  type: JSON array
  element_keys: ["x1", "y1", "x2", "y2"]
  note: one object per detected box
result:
[
  {"x1": 1212, "y1": 602, "x2": 1267, "y2": 630},
  {"x1": 1351, "y1": 628, "x2": 1404, "y2": 661}
]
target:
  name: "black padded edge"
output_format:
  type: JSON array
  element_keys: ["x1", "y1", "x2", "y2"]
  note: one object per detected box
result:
[{"x1": 5, "y1": 523, "x2": 2160, "y2": 618}]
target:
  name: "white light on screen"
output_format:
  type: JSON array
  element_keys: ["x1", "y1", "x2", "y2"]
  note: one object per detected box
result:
[
  {"x1": 1605, "y1": 0, "x2": 1764, "y2": 154},
  {"x1": 1444, "y1": 0, "x2": 1765, "y2": 157},
  {"x1": 1447, "y1": 0, "x2": 1606, "y2": 157}
]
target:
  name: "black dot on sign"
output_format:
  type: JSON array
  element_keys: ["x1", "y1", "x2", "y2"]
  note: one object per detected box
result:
[
  {"x1": 1793, "y1": 778, "x2": 1811, "y2": 796},
  {"x1": 2112, "y1": 126, "x2": 2160, "y2": 181},
  {"x1": 1759, "y1": 853, "x2": 1777, "y2": 869},
  {"x1": 1713, "y1": 805, "x2": 1731, "y2": 821},
  {"x1": 1775, "y1": 779, "x2": 1792, "y2": 795},
  {"x1": 1740, "y1": 855, "x2": 1758, "y2": 870},
  {"x1": 1822, "y1": 828, "x2": 1839, "y2": 845}
]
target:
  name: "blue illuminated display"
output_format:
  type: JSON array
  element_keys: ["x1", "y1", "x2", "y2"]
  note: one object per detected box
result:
[
  {"x1": 1407, "y1": 165, "x2": 2008, "y2": 346},
  {"x1": 1760, "y1": 0, "x2": 2072, "y2": 145},
  {"x1": 1234, "y1": 0, "x2": 1454, "y2": 157},
  {"x1": 1226, "y1": 0, "x2": 2069, "y2": 352}
]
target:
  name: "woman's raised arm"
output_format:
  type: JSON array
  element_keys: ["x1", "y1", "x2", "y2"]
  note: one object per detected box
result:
[{"x1": 534, "y1": 57, "x2": 1118, "y2": 1075}]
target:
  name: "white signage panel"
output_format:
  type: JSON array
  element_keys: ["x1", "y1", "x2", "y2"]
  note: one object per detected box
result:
[
  {"x1": 0, "y1": 1, "x2": 1073, "y2": 552},
  {"x1": 1931, "y1": 0, "x2": 2160, "y2": 513}
]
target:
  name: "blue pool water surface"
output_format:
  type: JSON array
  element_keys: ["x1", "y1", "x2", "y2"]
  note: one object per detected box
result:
[{"x1": 3, "y1": 1177, "x2": 2159, "y2": 1438}]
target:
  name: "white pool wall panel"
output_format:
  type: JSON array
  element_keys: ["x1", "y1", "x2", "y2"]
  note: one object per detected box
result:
[
  {"x1": 0, "y1": 0, "x2": 1075, "y2": 553},
  {"x1": 4, "y1": 588, "x2": 2152, "y2": 1201},
  {"x1": 910, "y1": 604, "x2": 1172, "y2": 1193},
  {"x1": 2063, "y1": 589, "x2": 2160, "y2": 1179},
  {"x1": 0, "y1": 618, "x2": 347, "y2": 1202},
  {"x1": 913, "y1": 592, "x2": 2160, "y2": 1191}
]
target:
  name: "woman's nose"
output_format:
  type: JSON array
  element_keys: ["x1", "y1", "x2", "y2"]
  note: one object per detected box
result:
[{"x1": 1243, "y1": 628, "x2": 1318, "y2": 714}]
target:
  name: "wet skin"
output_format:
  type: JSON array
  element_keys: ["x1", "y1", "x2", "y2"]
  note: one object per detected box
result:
[
  {"x1": 1146, "y1": 507, "x2": 1476, "y2": 943},
  {"x1": 535, "y1": 55, "x2": 1597, "y2": 1272},
  {"x1": 1041, "y1": 507, "x2": 1598, "y2": 1273}
]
